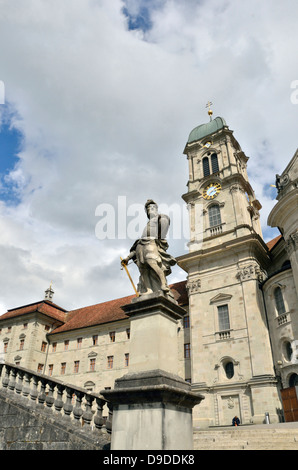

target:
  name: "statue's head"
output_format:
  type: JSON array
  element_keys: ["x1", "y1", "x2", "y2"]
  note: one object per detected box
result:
[{"x1": 145, "y1": 199, "x2": 158, "y2": 218}]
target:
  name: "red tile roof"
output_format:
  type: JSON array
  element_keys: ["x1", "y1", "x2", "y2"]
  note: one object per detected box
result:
[
  {"x1": 50, "y1": 294, "x2": 134, "y2": 335},
  {"x1": 266, "y1": 234, "x2": 282, "y2": 251},
  {"x1": 0, "y1": 300, "x2": 67, "y2": 324}
]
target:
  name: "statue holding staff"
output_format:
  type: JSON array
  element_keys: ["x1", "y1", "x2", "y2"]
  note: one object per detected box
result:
[{"x1": 121, "y1": 199, "x2": 176, "y2": 296}]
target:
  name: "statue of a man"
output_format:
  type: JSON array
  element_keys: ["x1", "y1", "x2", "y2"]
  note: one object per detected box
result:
[{"x1": 121, "y1": 199, "x2": 176, "y2": 295}]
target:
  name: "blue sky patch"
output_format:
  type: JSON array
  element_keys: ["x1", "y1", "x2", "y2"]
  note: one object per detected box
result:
[
  {"x1": 122, "y1": 0, "x2": 166, "y2": 33},
  {"x1": 123, "y1": 5, "x2": 153, "y2": 32},
  {"x1": 0, "y1": 108, "x2": 24, "y2": 204}
]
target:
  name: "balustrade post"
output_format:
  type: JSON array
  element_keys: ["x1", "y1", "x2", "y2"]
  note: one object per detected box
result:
[
  {"x1": 22, "y1": 372, "x2": 32, "y2": 398},
  {"x1": 106, "y1": 402, "x2": 113, "y2": 434},
  {"x1": 30, "y1": 375, "x2": 39, "y2": 402},
  {"x1": 38, "y1": 377, "x2": 47, "y2": 405},
  {"x1": 94, "y1": 397, "x2": 105, "y2": 431},
  {"x1": 82, "y1": 393, "x2": 94, "y2": 427},
  {"x1": 45, "y1": 380, "x2": 55, "y2": 408},
  {"x1": 73, "y1": 390, "x2": 84, "y2": 423},
  {"x1": 8, "y1": 367, "x2": 17, "y2": 392},
  {"x1": 15, "y1": 369, "x2": 24, "y2": 395},
  {"x1": 63, "y1": 387, "x2": 74, "y2": 417},
  {"x1": 2, "y1": 365, "x2": 10, "y2": 389},
  {"x1": 54, "y1": 383, "x2": 65, "y2": 413}
]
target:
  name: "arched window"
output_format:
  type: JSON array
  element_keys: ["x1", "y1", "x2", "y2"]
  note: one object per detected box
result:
[
  {"x1": 224, "y1": 362, "x2": 234, "y2": 379},
  {"x1": 203, "y1": 157, "x2": 210, "y2": 177},
  {"x1": 211, "y1": 153, "x2": 219, "y2": 173},
  {"x1": 285, "y1": 341, "x2": 293, "y2": 361},
  {"x1": 274, "y1": 286, "x2": 286, "y2": 315},
  {"x1": 208, "y1": 204, "x2": 221, "y2": 227},
  {"x1": 203, "y1": 157, "x2": 210, "y2": 176}
]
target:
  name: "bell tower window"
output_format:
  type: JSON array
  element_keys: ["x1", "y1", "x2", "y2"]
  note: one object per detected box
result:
[
  {"x1": 211, "y1": 153, "x2": 219, "y2": 173},
  {"x1": 202, "y1": 153, "x2": 219, "y2": 178},
  {"x1": 203, "y1": 157, "x2": 210, "y2": 177}
]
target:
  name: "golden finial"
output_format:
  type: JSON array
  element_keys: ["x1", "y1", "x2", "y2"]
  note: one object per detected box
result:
[{"x1": 206, "y1": 101, "x2": 213, "y2": 121}]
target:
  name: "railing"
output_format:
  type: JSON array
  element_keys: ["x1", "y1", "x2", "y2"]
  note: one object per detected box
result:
[
  {"x1": 277, "y1": 312, "x2": 289, "y2": 326},
  {"x1": 207, "y1": 224, "x2": 223, "y2": 237},
  {"x1": 0, "y1": 361, "x2": 112, "y2": 434},
  {"x1": 215, "y1": 330, "x2": 231, "y2": 341}
]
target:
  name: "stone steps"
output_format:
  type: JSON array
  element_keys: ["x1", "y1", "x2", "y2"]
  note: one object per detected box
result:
[{"x1": 193, "y1": 426, "x2": 298, "y2": 450}]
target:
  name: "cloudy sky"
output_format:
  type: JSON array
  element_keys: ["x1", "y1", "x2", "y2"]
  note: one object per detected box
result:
[{"x1": 0, "y1": 0, "x2": 297, "y2": 313}]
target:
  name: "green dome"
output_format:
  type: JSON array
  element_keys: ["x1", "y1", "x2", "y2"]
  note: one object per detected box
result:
[{"x1": 187, "y1": 116, "x2": 227, "y2": 143}]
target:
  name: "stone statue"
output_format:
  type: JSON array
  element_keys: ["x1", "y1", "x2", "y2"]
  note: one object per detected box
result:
[{"x1": 121, "y1": 199, "x2": 176, "y2": 296}]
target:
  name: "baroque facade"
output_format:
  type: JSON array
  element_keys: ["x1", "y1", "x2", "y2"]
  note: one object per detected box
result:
[{"x1": 0, "y1": 114, "x2": 297, "y2": 428}]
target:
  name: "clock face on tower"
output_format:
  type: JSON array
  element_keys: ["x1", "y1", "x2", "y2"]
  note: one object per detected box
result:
[{"x1": 203, "y1": 182, "x2": 221, "y2": 200}]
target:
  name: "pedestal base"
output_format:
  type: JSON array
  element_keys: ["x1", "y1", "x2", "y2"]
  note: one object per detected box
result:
[{"x1": 101, "y1": 370, "x2": 204, "y2": 450}]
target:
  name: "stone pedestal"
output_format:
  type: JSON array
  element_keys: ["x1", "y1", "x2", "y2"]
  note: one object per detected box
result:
[{"x1": 101, "y1": 293, "x2": 204, "y2": 450}]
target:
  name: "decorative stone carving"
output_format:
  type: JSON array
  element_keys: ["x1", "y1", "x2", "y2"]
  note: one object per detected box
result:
[
  {"x1": 275, "y1": 173, "x2": 290, "y2": 193},
  {"x1": 186, "y1": 278, "x2": 201, "y2": 294},
  {"x1": 227, "y1": 397, "x2": 234, "y2": 409},
  {"x1": 236, "y1": 263, "x2": 267, "y2": 282}
]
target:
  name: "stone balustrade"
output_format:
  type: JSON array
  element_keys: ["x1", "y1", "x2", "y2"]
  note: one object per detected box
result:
[{"x1": 0, "y1": 361, "x2": 112, "y2": 434}]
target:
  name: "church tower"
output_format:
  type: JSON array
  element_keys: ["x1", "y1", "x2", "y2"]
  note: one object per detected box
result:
[{"x1": 177, "y1": 106, "x2": 282, "y2": 427}]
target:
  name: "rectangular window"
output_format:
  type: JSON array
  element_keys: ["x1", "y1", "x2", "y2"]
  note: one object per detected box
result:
[
  {"x1": 109, "y1": 331, "x2": 115, "y2": 343},
  {"x1": 41, "y1": 341, "x2": 47, "y2": 352},
  {"x1": 61, "y1": 362, "x2": 66, "y2": 375},
  {"x1": 52, "y1": 342, "x2": 57, "y2": 352},
  {"x1": 218, "y1": 304, "x2": 230, "y2": 331},
  {"x1": 92, "y1": 335, "x2": 98, "y2": 346},
  {"x1": 48, "y1": 364, "x2": 53, "y2": 376},
  {"x1": 23, "y1": 323, "x2": 28, "y2": 329},
  {"x1": 64, "y1": 340, "x2": 69, "y2": 351},
  {"x1": 107, "y1": 356, "x2": 114, "y2": 369},
  {"x1": 4, "y1": 342, "x2": 8, "y2": 353},
  {"x1": 37, "y1": 363, "x2": 44, "y2": 373},
  {"x1": 77, "y1": 337, "x2": 82, "y2": 349},
  {"x1": 183, "y1": 315, "x2": 190, "y2": 329},
  {"x1": 19, "y1": 339, "x2": 24, "y2": 350},
  {"x1": 184, "y1": 343, "x2": 191, "y2": 359},
  {"x1": 74, "y1": 361, "x2": 80, "y2": 373},
  {"x1": 90, "y1": 358, "x2": 96, "y2": 371},
  {"x1": 125, "y1": 353, "x2": 129, "y2": 367},
  {"x1": 208, "y1": 205, "x2": 221, "y2": 227},
  {"x1": 44, "y1": 325, "x2": 50, "y2": 331},
  {"x1": 7, "y1": 326, "x2": 11, "y2": 333},
  {"x1": 126, "y1": 328, "x2": 130, "y2": 339}
]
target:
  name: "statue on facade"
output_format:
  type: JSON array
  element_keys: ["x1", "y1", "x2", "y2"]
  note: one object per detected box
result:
[{"x1": 121, "y1": 199, "x2": 176, "y2": 296}]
